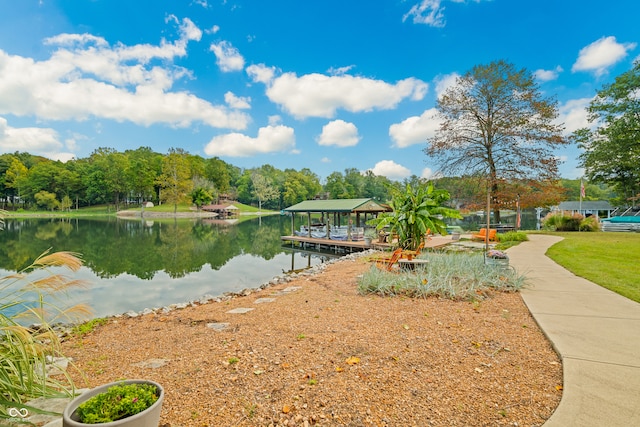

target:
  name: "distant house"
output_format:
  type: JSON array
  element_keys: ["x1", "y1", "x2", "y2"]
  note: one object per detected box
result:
[
  {"x1": 555, "y1": 201, "x2": 614, "y2": 218},
  {"x1": 201, "y1": 203, "x2": 240, "y2": 217}
]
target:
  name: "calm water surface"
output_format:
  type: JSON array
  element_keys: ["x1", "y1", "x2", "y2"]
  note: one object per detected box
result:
[{"x1": 0, "y1": 215, "x2": 337, "y2": 319}]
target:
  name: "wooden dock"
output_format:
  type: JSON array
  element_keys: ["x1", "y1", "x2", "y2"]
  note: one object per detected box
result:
[
  {"x1": 281, "y1": 235, "x2": 389, "y2": 253},
  {"x1": 281, "y1": 235, "x2": 454, "y2": 253}
]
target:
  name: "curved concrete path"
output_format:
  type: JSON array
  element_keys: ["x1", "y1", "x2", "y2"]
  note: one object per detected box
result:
[{"x1": 508, "y1": 235, "x2": 640, "y2": 426}]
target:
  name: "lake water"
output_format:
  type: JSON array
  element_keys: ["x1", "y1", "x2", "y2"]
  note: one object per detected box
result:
[{"x1": 0, "y1": 215, "x2": 337, "y2": 319}]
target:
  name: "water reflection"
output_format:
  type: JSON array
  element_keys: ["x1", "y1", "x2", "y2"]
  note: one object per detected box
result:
[{"x1": 0, "y1": 216, "x2": 338, "y2": 318}]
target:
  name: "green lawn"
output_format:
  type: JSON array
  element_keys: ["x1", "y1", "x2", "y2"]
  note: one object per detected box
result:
[
  {"x1": 544, "y1": 232, "x2": 640, "y2": 303},
  {"x1": 4, "y1": 201, "x2": 276, "y2": 217}
]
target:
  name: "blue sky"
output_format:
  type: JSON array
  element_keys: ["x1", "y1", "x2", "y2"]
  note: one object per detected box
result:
[{"x1": 0, "y1": 0, "x2": 638, "y2": 181}]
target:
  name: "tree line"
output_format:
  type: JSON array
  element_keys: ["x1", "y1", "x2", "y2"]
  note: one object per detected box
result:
[
  {"x1": 0, "y1": 145, "x2": 608, "y2": 214},
  {"x1": 0, "y1": 147, "x2": 399, "y2": 212}
]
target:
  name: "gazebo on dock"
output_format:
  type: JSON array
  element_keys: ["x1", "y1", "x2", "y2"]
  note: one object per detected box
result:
[{"x1": 283, "y1": 198, "x2": 389, "y2": 241}]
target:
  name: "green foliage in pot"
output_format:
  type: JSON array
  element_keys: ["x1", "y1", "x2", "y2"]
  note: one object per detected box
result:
[{"x1": 75, "y1": 382, "x2": 159, "y2": 424}]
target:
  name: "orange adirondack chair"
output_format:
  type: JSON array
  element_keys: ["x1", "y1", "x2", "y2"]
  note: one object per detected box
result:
[
  {"x1": 375, "y1": 248, "x2": 403, "y2": 272},
  {"x1": 401, "y1": 240, "x2": 425, "y2": 260},
  {"x1": 471, "y1": 228, "x2": 497, "y2": 242}
]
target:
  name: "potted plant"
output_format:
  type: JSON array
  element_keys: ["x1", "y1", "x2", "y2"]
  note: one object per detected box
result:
[
  {"x1": 63, "y1": 379, "x2": 164, "y2": 427},
  {"x1": 364, "y1": 229, "x2": 377, "y2": 246},
  {"x1": 484, "y1": 249, "x2": 509, "y2": 268}
]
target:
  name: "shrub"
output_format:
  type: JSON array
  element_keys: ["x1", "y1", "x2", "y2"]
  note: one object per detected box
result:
[
  {"x1": 542, "y1": 212, "x2": 594, "y2": 231},
  {"x1": 580, "y1": 216, "x2": 600, "y2": 232},
  {"x1": 497, "y1": 231, "x2": 528, "y2": 243},
  {"x1": 358, "y1": 252, "x2": 526, "y2": 300}
]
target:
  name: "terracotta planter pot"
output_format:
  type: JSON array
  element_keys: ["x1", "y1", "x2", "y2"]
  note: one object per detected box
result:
[{"x1": 63, "y1": 379, "x2": 164, "y2": 427}]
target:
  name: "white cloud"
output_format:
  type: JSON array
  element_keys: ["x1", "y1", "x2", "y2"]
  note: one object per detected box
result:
[
  {"x1": 263, "y1": 72, "x2": 428, "y2": 119},
  {"x1": 389, "y1": 108, "x2": 441, "y2": 148},
  {"x1": 321, "y1": 157, "x2": 331, "y2": 163},
  {"x1": 369, "y1": 160, "x2": 411, "y2": 180},
  {"x1": 0, "y1": 18, "x2": 249, "y2": 130},
  {"x1": 224, "y1": 91, "x2": 251, "y2": 109},
  {"x1": 206, "y1": 25, "x2": 220, "y2": 34},
  {"x1": 246, "y1": 63, "x2": 276, "y2": 84},
  {"x1": 193, "y1": 0, "x2": 209, "y2": 8},
  {"x1": 556, "y1": 97, "x2": 593, "y2": 134},
  {"x1": 317, "y1": 120, "x2": 360, "y2": 147},
  {"x1": 403, "y1": 0, "x2": 484, "y2": 27},
  {"x1": 0, "y1": 116, "x2": 74, "y2": 160},
  {"x1": 328, "y1": 65, "x2": 355, "y2": 75},
  {"x1": 434, "y1": 72, "x2": 458, "y2": 98},
  {"x1": 210, "y1": 40, "x2": 245, "y2": 72},
  {"x1": 268, "y1": 115, "x2": 282, "y2": 126},
  {"x1": 534, "y1": 66, "x2": 563, "y2": 82},
  {"x1": 51, "y1": 152, "x2": 76, "y2": 162},
  {"x1": 204, "y1": 125, "x2": 295, "y2": 157},
  {"x1": 403, "y1": 0, "x2": 446, "y2": 27},
  {"x1": 421, "y1": 167, "x2": 433, "y2": 179},
  {"x1": 572, "y1": 36, "x2": 637, "y2": 76}
]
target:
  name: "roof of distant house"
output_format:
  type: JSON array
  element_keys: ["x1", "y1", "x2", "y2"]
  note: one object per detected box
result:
[{"x1": 557, "y1": 201, "x2": 614, "y2": 211}]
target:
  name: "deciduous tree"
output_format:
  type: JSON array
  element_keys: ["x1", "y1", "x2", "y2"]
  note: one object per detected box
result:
[
  {"x1": 158, "y1": 148, "x2": 192, "y2": 213},
  {"x1": 575, "y1": 61, "x2": 640, "y2": 204},
  {"x1": 426, "y1": 60, "x2": 567, "y2": 222}
]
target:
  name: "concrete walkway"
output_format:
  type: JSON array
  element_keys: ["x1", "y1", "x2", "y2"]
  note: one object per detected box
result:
[{"x1": 508, "y1": 234, "x2": 640, "y2": 426}]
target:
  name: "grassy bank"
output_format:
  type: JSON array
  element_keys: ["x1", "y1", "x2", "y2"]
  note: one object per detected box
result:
[
  {"x1": 2, "y1": 202, "x2": 276, "y2": 217},
  {"x1": 545, "y1": 232, "x2": 640, "y2": 303}
]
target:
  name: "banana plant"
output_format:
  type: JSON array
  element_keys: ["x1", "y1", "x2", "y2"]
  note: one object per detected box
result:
[{"x1": 368, "y1": 182, "x2": 462, "y2": 251}]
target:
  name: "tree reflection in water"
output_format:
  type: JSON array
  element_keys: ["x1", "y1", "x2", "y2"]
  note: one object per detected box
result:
[{"x1": 0, "y1": 216, "x2": 338, "y2": 318}]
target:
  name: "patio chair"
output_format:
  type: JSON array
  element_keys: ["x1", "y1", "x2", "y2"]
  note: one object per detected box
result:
[
  {"x1": 471, "y1": 228, "x2": 497, "y2": 242},
  {"x1": 375, "y1": 248, "x2": 403, "y2": 272}
]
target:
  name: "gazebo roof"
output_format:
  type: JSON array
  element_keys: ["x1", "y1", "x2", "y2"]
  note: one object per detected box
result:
[{"x1": 284, "y1": 198, "x2": 388, "y2": 213}]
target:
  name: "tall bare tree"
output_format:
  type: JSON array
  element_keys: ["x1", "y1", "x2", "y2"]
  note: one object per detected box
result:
[{"x1": 425, "y1": 60, "x2": 568, "y2": 222}]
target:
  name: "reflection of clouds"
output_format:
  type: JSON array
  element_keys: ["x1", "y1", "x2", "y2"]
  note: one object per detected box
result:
[{"x1": 1, "y1": 252, "x2": 328, "y2": 319}]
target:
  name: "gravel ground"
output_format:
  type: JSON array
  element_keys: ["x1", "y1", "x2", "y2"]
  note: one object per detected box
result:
[{"x1": 61, "y1": 255, "x2": 562, "y2": 426}]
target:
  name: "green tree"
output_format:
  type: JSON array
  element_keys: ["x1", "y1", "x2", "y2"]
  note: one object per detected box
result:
[
  {"x1": 190, "y1": 187, "x2": 214, "y2": 211},
  {"x1": 343, "y1": 168, "x2": 365, "y2": 197},
  {"x1": 426, "y1": 60, "x2": 567, "y2": 222},
  {"x1": 282, "y1": 168, "x2": 322, "y2": 206},
  {"x1": 3, "y1": 156, "x2": 29, "y2": 207},
  {"x1": 204, "y1": 157, "x2": 233, "y2": 199},
  {"x1": 575, "y1": 61, "x2": 640, "y2": 203},
  {"x1": 251, "y1": 171, "x2": 278, "y2": 212},
  {"x1": 368, "y1": 182, "x2": 462, "y2": 250},
  {"x1": 125, "y1": 147, "x2": 162, "y2": 205},
  {"x1": 158, "y1": 148, "x2": 192, "y2": 213},
  {"x1": 324, "y1": 171, "x2": 353, "y2": 198},
  {"x1": 34, "y1": 190, "x2": 59, "y2": 211},
  {"x1": 83, "y1": 148, "x2": 129, "y2": 208},
  {"x1": 362, "y1": 171, "x2": 392, "y2": 202}
]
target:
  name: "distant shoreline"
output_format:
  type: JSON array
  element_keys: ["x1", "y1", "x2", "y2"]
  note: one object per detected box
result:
[{"x1": 116, "y1": 209, "x2": 219, "y2": 218}]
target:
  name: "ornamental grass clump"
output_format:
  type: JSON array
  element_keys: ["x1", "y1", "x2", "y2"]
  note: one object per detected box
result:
[
  {"x1": 0, "y1": 249, "x2": 90, "y2": 424},
  {"x1": 358, "y1": 252, "x2": 526, "y2": 300},
  {"x1": 75, "y1": 383, "x2": 159, "y2": 424}
]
